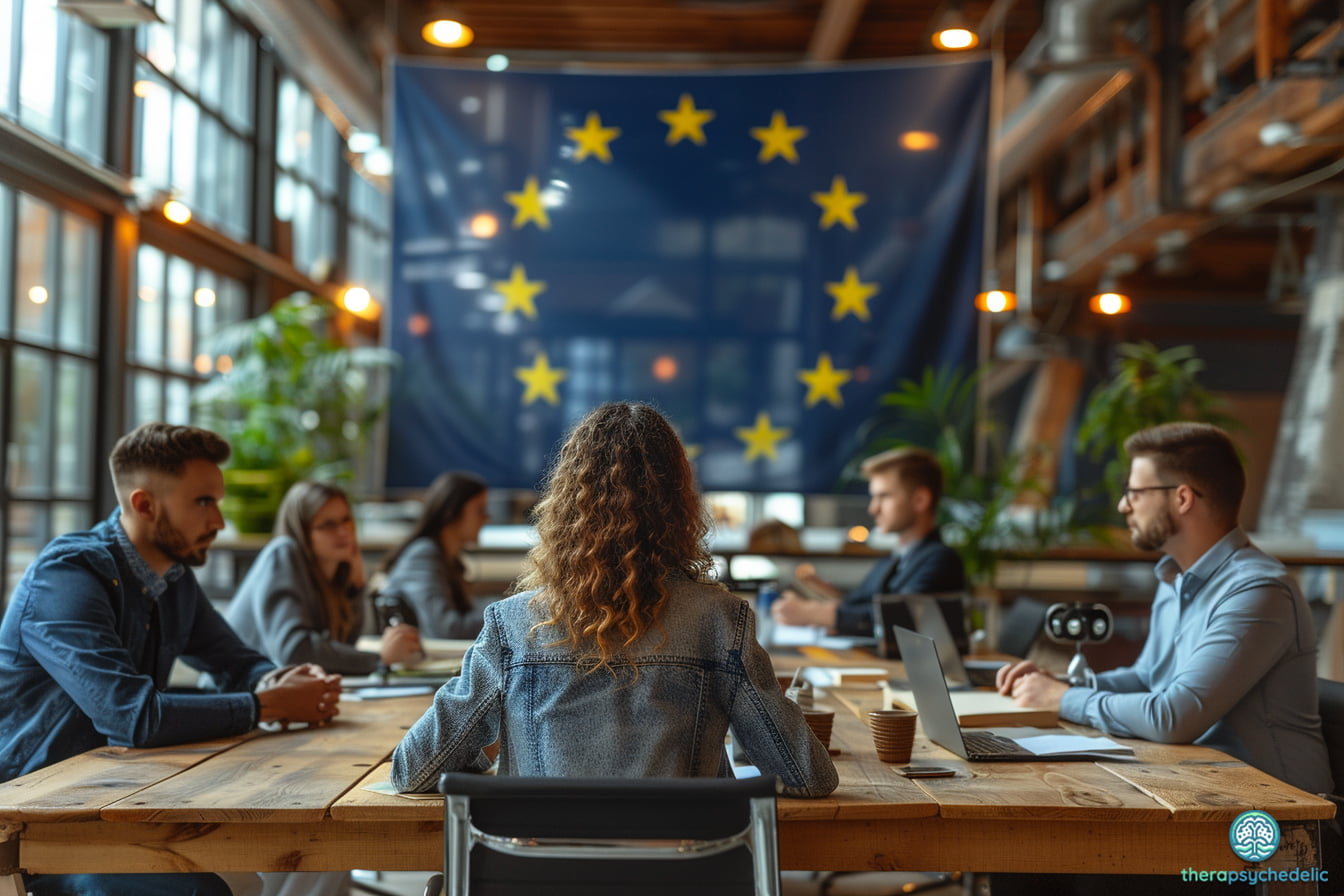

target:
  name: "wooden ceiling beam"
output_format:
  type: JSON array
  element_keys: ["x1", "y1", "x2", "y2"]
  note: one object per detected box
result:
[{"x1": 807, "y1": 0, "x2": 869, "y2": 61}]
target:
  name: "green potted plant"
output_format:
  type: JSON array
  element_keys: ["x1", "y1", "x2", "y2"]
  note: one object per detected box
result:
[
  {"x1": 192, "y1": 293, "x2": 399, "y2": 533},
  {"x1": 1076, "y1": 342, "x2": 1238, "y2": 507}
]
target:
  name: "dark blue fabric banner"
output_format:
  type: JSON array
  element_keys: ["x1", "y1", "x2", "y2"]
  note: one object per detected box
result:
[{"x1": 388, "y1": 58, "x2": 989, "y2": 493}]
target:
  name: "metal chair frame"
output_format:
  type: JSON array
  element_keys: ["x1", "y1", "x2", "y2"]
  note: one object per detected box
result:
[{"x1": 440, "y1": 774, "x2": 780, "y2": 896}]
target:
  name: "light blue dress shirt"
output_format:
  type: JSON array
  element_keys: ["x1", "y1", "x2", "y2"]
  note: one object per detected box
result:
[{"x1": 1060, "y1": 527, "x2": 1331, "y2": 795}]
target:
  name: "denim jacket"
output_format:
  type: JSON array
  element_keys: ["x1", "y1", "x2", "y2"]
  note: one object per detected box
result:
[
  {"x1": 0, "y1": 511, "x2": 274, "y2": 781},
  {"x1": 391, "y1": 577, "x2": 839, "y2": 798}
]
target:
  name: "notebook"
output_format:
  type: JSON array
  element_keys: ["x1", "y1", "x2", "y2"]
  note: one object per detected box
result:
[
  {"x1": 892, "y1": 625, "x2": 1134, "y2": 762},
  {"x1": 875, "y1": 593, "x2": 1005, "y2": 687}
]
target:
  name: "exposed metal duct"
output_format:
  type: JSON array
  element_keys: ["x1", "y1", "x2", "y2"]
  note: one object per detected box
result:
[{"x1": 995, "y1": 0, "x2": 1147, "y2": 189}]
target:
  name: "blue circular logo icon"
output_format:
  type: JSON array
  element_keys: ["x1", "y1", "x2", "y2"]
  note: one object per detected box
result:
[{"x1": 1229, "y1": 810, "x2": 1280, "y2": 862}]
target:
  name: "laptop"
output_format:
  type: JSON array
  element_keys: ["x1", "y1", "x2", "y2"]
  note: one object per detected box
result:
[
  {"x1": 872, "y1": 591, "x2": 967, "y2": 659},
  {"x1": 874, "y1": 593, "x2": 1004, "y2": 688},
  {"x1": 892, "y1": 625, "x2": 1134, "y2": 762}
]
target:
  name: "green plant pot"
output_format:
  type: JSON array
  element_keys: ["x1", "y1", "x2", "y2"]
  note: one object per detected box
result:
[{"x1": 221, "y1": 468, "x2": 286, "y2": 535}]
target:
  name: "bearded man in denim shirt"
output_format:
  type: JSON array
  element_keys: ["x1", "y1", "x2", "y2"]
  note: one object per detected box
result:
[{"x1": 0, "y1": 423, "x2": 342, "y2": 896}]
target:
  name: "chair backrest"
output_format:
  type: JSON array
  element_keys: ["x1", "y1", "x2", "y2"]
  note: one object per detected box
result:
[
  {"x1": 439, "y1": 773, "x2": 780, "y2": 896},
  {"x1": 1319, "y1": 678, "x2": 1344, "y2": 796}
]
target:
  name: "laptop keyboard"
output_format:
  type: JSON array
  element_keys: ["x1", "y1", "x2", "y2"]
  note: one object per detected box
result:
[{"x1": 963, "y1": 731, "x2": 1023, "y2": 755}]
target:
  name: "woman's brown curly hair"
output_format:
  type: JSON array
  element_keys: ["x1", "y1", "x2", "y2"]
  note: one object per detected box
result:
[{"x1": 517, "y1": 402, "x2": 715, "y2": 669}]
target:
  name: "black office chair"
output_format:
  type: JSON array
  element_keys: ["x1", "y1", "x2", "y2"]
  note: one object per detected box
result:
[{"x1": 436, "y1": 772, "x2": 780, "y2": 896}]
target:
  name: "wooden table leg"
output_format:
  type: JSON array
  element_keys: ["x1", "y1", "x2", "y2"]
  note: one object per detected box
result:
[{"x1": 0, "y1": 823, "x2": 24, "y2": 896}]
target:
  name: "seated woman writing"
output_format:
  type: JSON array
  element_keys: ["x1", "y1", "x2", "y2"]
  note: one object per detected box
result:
[
  {"x1": 228, "y1": 481, "x2": 422, "y2": 676},
  {"x1": 390, "y1": 402, "x2": 837, "y2": 798},
  {"x1": 373, "y1": 471, "x2": 491, "y2": 639}
]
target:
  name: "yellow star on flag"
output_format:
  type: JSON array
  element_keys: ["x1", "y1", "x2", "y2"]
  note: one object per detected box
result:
[
  {"x1": 565, "y1": 111, "x2": 622, "y2": 163},
  {"x1": 811, "y1": 176, "x2": 868, "y2": 230},
  {"x1": 493, "y1": 265, "x2": 546, "y2": 319},
  {"x1": 826, "y1": 267, "x2": 878, "y2": 321},
  {"x1": 504, "y1": 176, "x2": 550, "y2": 230},
  {"x1": 797, "y1": 353, "x2": 853, "y2": 407},
  {"x1": 735, "y1": 412, "x2": 791, "y2": 462},
  {"x1": 750, "y1": 111, "x2": 808, "y2": 164},
  {"x1": 658, "y1": 94, "x2": 715, "y2": 146},
  {"x1": 514, "y1": 352, "x2": 567, "y2": 405}
]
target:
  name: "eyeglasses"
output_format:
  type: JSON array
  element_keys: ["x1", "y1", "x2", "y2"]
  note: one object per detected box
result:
[
  {"x1": 311, "y1": 516, "x2": 354, "y2": 534},
  {"x1": 1121, "y1": 484, "x2": 1200, "y2": 504}
]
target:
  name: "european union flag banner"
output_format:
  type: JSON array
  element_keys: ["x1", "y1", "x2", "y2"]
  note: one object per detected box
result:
[{"x1": 388, "y1": 58, "x2": 989, "y2": 493}]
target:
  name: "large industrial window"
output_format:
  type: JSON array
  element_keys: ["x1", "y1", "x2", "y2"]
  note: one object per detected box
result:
[
  {"x1": 126, "y1": 243, "x2": 247, "y2": 429},
  {"x1": 275, "y1": 75, "x2": 341, "y2": 282},
  {"x1": 133, "y1": 0, "x2": 256, "y2": 240},
  {"x1": 347, "y1": 170, "x2": 389, "y2": 296},
  {"x1": 2, "y1": 187, "x2": 100, "y2": 596},
  {"x1": 0, "y1": 0, "x2": 109, "y2": 165}
]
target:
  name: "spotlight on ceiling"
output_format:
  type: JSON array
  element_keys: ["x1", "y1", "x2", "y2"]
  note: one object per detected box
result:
[
  {"x1": 1088, "y1": 278, "x2": 1132, "y2": 315},
  {"x1": 423, "y1": 17, "x2": 475, "y2": 49},
  {"x1": 931, "y1": 5, "x2": 979, "y2": 51}
]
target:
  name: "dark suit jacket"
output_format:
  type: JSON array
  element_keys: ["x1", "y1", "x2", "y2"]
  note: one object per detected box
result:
[{"x1": 833, "y1": 529, "x2": 966, "y2": 637}]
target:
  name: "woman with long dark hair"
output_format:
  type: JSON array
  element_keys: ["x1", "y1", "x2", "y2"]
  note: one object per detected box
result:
[
  {"x1": 374, "y1": 472, "x2": 490, "y2": 639},
  {"x1": 390, "y1": 402, "x2": 837, "y2": 797}
]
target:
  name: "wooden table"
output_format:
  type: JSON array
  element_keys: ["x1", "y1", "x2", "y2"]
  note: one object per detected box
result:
[{"x1": 0, "y1": 678, "x2": 1334, "y2": 892}]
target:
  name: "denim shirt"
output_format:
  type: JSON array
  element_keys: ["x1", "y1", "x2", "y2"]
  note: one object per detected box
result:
[
  {"x1": 0, "y1": 511, "x2": 274, "y2": 781},
  {"x1": 1060, "y1": 528, "x2": 1330, "y2": 794},
  {"x1": 391, "y1": 577, "x2": 839, "y2": 798}
]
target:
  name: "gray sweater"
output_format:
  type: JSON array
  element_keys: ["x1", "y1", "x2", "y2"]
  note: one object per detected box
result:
[
  {"x1": 226, "y1": 536, "x2": 379, "y2": 675},
  {"x1": 379, "y1": 537, "x2": 486, "y2": 640}
]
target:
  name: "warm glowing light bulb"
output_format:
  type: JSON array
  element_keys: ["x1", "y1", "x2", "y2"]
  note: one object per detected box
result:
[
  {"x1": 934, "y1": 27, "x2": 978, "y2": 50},
  {"x1": 193, "y1": 288, "x2": 216, "y2": 307},
  {"x1": 194, "y1": 353, "x2": 213, "y2": 374},
  {"x1": 342, "y1": 286, "x2": 372, "y2": 314},
  {"x1": 215, "y1": 355, "x2": 233, "y2": 373},
  {"x1": 469, "y1": 212, "x2": 499, "y2": 239},
  {"x1": 1090, "y1": 291, "x2": 1132, "y2": 315},
  {"x1": 162, "y1": 200, "x2": 192, "y2": 224},
  {"x1": 133, "y1": 80, "x2": 157, "y2": 98},
  {"x1": 848, "y1": 525, "x2": 870, "y2": 543},
  {"x1": 974, "y1": 289, "x2": 1017, "y2": 313},
  {"x1": 422, "y1": 19, "x2": 475, "y2": 48},
  {"x1": 900, "y1": 131, "x2": 939, "y2": 151},
  {"x1": 28, "y1": 286, "x2": 49, "y2": 304}
]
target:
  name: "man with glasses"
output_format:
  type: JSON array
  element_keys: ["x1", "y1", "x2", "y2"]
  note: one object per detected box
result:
[
  {"x1": 998, "y1": 421, "x2": 1329, "y2": 796},
  {"x1": 991, "y1": 422, "x2": 1333, "y2": 896}
]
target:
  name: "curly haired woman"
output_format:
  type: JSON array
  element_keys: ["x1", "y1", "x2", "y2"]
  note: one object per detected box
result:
[{"x1": 390, "y1": 402, "x2": 837, "y2": 797}]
